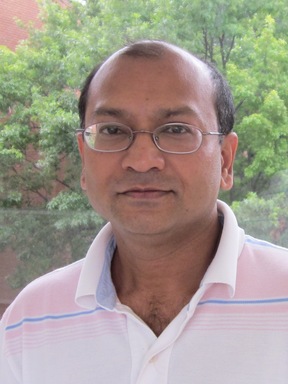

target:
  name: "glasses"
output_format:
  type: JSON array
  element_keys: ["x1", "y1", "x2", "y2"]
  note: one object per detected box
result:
[{"x1": 77, "y1": 122, "x2": 225, "y2": 154}]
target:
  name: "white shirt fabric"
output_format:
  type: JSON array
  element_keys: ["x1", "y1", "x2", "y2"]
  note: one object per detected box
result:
[{"x1": 1, "y1": 200, "x2": 288, "y2": 383}]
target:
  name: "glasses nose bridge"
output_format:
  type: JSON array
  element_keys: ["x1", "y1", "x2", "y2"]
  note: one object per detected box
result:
[{"x1": 130, "y1": 129, "x2": 158, "y2": 149}]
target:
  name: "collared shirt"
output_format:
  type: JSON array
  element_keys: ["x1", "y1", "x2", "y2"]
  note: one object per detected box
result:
[{"x1": 1, "y1": 201, "x2": 288, "y2": 383}]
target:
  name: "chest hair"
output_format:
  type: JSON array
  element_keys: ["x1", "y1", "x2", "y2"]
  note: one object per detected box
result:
[{"x1": 129, "y1": 295, "x2": 191, "y2": 336}]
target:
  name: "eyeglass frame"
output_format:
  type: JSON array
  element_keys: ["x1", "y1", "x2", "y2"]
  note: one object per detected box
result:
[{"x1": 76, "y1": 122, "x2": 226, "y2": 155}]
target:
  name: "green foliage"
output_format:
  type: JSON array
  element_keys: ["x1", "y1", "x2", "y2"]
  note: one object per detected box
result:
[
  {"x1": 232, "y1": 172, "x2": 288, "y2": 247},
  {"x1": 1, "y1": 0, "x2": 288, "y2": 287},
  {"x1": 0, "y1": 206, "x2": 104, "y2": 289},
  {"x1": 227, "y1": 15, "x2": 288, "y2": 199}
]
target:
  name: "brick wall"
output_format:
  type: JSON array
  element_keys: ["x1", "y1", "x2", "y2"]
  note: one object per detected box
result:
[{"x1": 0, "y1": 0, "x2": 42, "y2": 50}]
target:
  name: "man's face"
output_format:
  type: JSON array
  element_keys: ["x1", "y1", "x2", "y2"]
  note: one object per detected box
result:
[{"x1": 77, "y1": 50, "x2": 237, "y2": 239}]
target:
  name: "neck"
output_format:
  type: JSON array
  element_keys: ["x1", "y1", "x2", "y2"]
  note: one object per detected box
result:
[
  {"x1": 112, "y1": 226, "x2": 221, "y2": 290},
  {"x1": 111, "y1": 214, "x2": 222, "y2": 336}
]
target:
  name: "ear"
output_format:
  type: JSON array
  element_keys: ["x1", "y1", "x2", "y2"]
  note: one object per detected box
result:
[
  {"x1": 77, "y1": 133, "x2": 87, "y2": 191},
  {"x1": 220, "y1": 132, "x2": 238, "y2": 191}
]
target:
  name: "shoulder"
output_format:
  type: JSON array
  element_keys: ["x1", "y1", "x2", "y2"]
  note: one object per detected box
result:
[
  {"x1": 20, "y1": 258, "x2": 84, "y2": 297},
  {"x1": 237, "y1": 235, "x2": 288, "y2": 294},
  {"x1": 243, "y1": 235, "x2": 288, "y2": 260},
  {"x1": 1, "y1": 259, "x2": 85, "y2": 326}
]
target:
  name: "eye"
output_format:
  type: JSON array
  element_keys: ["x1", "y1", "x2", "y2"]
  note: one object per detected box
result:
[
  {"x1": 160, "y1": 124, "x2": 192, "y2": 135},
  {"x1": 99, "y1": 123, "x2": 127, "y2": 135}
]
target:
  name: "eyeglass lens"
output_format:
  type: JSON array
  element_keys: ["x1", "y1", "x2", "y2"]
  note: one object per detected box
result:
[{"x1": 84, "y1": 123, "x2": 204, "y2": 154}]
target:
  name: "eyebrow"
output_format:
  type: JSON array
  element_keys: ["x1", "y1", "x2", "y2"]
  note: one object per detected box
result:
[
  {"x1": 93, "y1": 106, "x2": 203, "y2": 121},
  {"x1": 157, "y1": 106, "x2": 202, "y2": 120},
  {"x1": 92, "y1": 107, "x2": 127, "y2": 119}
]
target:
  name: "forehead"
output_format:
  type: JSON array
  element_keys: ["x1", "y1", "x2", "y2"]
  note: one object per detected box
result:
[
  {"x1": 91, "y1": 47, "x2": 212, "y2": 90},
  {"x1": 85, "y1": 47, "x2": 216, "y2": 126}
]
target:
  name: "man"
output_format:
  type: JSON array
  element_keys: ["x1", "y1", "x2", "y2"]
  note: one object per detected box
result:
[{"x1": 1, "y1": 40, "x2": 288, "y2": 383}]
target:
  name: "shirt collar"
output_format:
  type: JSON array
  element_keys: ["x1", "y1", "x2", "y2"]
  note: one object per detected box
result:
[
  {"x1": 200, "y1": 200, "x2": 245, "y2": 297},
  {"x1": 75, "y1": 200, "x2": 245, "y2": 309},
  {"x1": 75, "y1": 222, "x2": 115, "y2": 309}
]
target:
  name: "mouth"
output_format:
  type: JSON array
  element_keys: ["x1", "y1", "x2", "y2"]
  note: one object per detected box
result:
[{"x1": 119, "y1": 187, "x2": 172, "y2": 199}]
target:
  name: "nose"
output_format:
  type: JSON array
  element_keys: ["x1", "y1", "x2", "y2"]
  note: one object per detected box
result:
[{"x1": 121, "y1": 131, "x2": 165, "y2": 172}]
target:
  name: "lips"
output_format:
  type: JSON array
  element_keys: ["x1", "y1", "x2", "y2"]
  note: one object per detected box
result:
[{"x1": 119, "y1": 187, "x2": 172, "y2": 199}]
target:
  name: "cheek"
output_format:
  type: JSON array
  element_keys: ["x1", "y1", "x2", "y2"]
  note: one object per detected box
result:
[
  {"x1": 84, "y1": 171, "x2": 107, "y2": 216},
  {"x1": 81, "y1": 154, "x2": 119, "y2": 211},
  {"x1": 207, "y1": 152, "x2": 223, "y2": 185},
  {"x1": 84, "y1": 165, "x2": 105, "y2": 195},
  {"x1": 192, "y1": 148, "x2": 223, "y2": 191}
]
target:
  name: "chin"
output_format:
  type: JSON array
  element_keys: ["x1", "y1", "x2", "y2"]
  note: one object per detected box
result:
[{"x1": 113, "y1": 217, "x2": 172, "y2": 237}]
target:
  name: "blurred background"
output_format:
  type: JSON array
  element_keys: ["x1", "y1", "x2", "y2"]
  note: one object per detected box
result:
[{"x1": 1, "y1": 0, "x2": 288, "y2": 316}]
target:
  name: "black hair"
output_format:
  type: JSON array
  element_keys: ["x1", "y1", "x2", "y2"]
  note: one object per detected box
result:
[
  {"x1": 204, "y1": 60, "x2": 235, "y2": 134},
  {"x1": 78, "y1": 63, "x2": 102, "y2": 129},
  {"x1": 78, "y1": 40, "x2": 234, "y2": 134}
]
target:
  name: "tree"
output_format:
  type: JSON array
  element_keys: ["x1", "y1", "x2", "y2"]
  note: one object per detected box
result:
[
  {"x1": 227, "y1": 15, "x2": 288, "y2": 200},
  {"x1": 232, "y1": 171, "x2": 288, "y2": 247},
  {"x1": 1, "y1": 0, "x2": 288, "y2": 288}
]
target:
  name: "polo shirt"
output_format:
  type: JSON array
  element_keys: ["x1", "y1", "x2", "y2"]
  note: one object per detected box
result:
[{"x1": 1, "y1": 200, "x2": 288, "y2": 383}]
